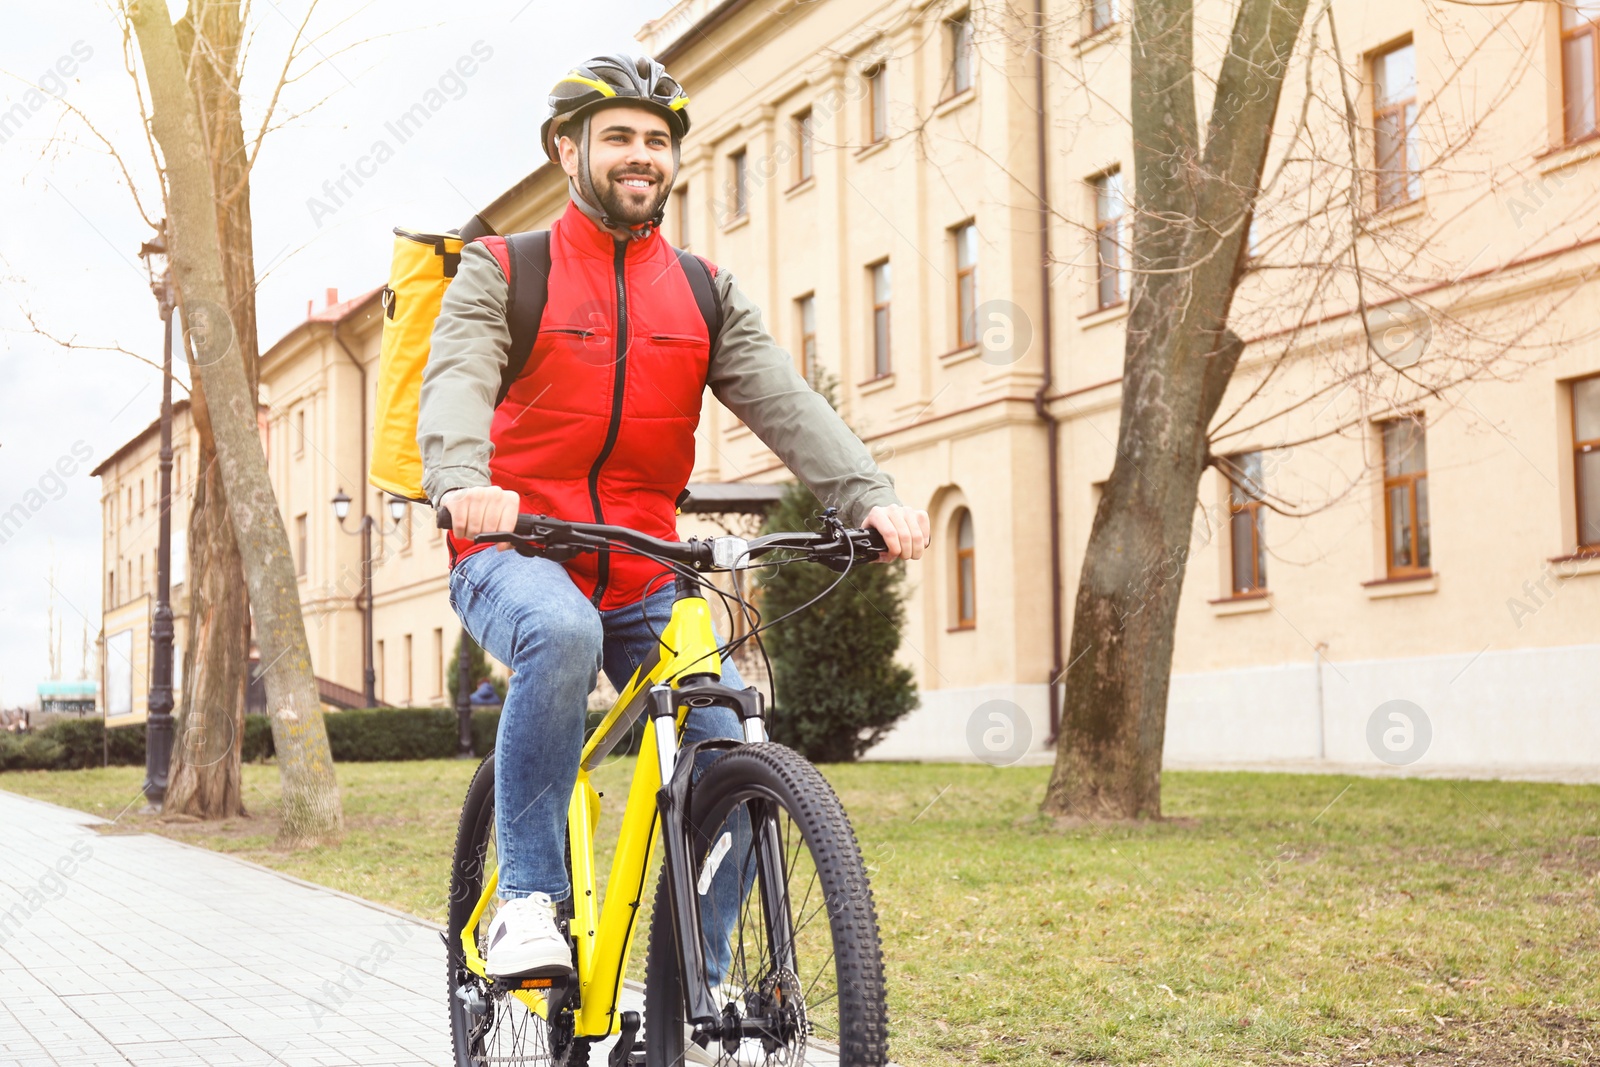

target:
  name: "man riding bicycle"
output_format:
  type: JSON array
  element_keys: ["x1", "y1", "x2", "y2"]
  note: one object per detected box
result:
[{"x1": 418, "y1": 53, "x2": 930, "y2": 983}]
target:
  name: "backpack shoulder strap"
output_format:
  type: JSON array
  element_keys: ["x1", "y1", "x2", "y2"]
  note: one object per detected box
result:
[
  {"x1": 673, "y1": 247, "x2": 723, "y2": 358},
  {"x1": 497, "y1": 230, "x2": 552, "y2": 406}
]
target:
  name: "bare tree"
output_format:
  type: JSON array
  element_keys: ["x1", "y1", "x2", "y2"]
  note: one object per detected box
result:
[
  {"x1": 161, "y1": 0, "x2": 259, "y2": 821},
  {"x1": 129, "y1": 0, "x2": 340, "y2": 841},
  {"x1": 1031, "y1": 0, "x2": 1595, "y2": 819}
]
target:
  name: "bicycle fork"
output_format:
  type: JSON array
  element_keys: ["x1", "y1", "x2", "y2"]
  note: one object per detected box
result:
[{"x1": 646, "y1": 678, "x2": 774, "y2": 1043}]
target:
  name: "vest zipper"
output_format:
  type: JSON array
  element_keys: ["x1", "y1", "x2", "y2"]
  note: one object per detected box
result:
[{"x1": 585, "y1": 239, "x2": 630, "y2": 607}]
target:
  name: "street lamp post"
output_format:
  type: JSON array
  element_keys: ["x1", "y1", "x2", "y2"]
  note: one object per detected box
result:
[
  {"x1": 332, "y1": 490, "x2": 407, "y2": 707},
  {"x1": 139, "y1": 224, "x2": 177, "y2": 809}
]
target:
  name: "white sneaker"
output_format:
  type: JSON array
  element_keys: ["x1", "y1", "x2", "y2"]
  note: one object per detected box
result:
[{"x1": 484, "y1": 892, "x2": 572, "y2": 978}]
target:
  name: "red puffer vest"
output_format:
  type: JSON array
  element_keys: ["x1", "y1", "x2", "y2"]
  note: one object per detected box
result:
[{"x1": 447, "y1": 202, "x2": 715, "y2": 610}]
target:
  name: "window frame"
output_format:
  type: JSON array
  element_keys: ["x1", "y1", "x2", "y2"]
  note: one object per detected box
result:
[
  {"x1": 433, "y1": 627, "x2": 445, "y2": 701},
  {"x1": 794, "y1": 108, "x2": 814, "y2": 185},
  {"x1": 946, "y1": 11, "x2": 975, "y2": 98},
  {"x1": 729, "y1": 149, "x2": 749, "y2": 221},
  {"x1": 1562, "y1": 3, "x2": 1600, "y2": 143},
  {"x1": 1090, "y1": 0, "x2": 1120, "y2": 34},
  {"x1": 796, "y1": 293, "x2": 817, "y2": 382},
  {"x1": 294, "y1": 407, "x2": 306, "y2": 456},
  {"x1": 952, "y1": 221, "x2": 978, "y2": 348},
  {"x1": 1380, "y1": 416, "x2": 1432, "y2": 579},
  {"x1": 1573, "y1": 374, "x2": 1600, "y2": 551},
  {"x1": 404, "y1": 633, "x2": 414, "y2": 706},
  {"x1": 952, "y1": 508, "x2": 977, "y2": 629},
  {"x1": 1225, "y1": 452, "x2": 1268, "y2": 595},
  {"x1": 865, "y1": 63, "x2": 888, "y2": 144},
  {"x1": 295, "y1": 513, "x2": 308, "y2": 577},
  {"x1": 673, "y1": 184, "x2": 690, "y2": 247},
  {"x1": 1092, "y1": 169, "x2": 1127, "y2": 310},
  {"x1": 1372, "y1": 39, "x2": 1421, "y2": 211},
  {"x1": 869, "y1": 259, "x2": 892, "y2": 379}
]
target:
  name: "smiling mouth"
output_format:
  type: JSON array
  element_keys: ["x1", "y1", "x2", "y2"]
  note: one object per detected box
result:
[{"x1": 617, "y1": 176, "x2": 655, "y2": 191}]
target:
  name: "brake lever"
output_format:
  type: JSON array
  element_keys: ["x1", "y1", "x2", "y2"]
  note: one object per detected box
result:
[{"x1": 473, "y1": 532, "x2": 586, "y2": 562}]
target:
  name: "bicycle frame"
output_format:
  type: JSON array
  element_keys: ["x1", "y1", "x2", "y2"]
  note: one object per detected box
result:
[{"x1": 455, "y1": 574, "x2": 766, "y2": 1040}]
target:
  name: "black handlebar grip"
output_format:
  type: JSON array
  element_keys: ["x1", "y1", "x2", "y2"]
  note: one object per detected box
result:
[{"x1": 433, "y1": 505, "x2": 536, "y2": 536}]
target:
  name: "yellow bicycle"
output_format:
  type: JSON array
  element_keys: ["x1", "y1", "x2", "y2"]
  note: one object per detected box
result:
[{"x1": 442, "y1": 508, "x2": 891, "y2": 1066}]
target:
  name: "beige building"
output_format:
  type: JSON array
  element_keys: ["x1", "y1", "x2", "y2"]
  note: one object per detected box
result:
[{"x1": 99, "y1": 0, "x2": 1600, "y2": 771}]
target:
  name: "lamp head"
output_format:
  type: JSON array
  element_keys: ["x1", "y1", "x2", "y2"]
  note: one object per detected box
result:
[{"x1": 331, "y1": 489, "x2": 351, "y2": 521}]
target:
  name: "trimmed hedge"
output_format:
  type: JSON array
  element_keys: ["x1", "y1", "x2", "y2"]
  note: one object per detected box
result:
[
  {"x1": 0, "y1": 718, "x2": 145, "y2": 771},
  {"x1": 242, "y1": 707, "x2": 503, "y2": 763},
  {"x1": 0, "y1": 705, "x2": 642, "y2": 771}
]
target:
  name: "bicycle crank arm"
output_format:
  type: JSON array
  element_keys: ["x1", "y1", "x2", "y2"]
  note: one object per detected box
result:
[{"x1": 607, "y1": 1009, "x2": 643, "y2": 1067}]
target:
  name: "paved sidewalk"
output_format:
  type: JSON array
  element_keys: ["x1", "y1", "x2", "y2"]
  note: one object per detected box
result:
[
  {"x1": 0, "y1": 787, "x2": 453, "y2": 1065},
  {"x1": 0, "y1": 788, "x2": 643, "y2": 1066}
]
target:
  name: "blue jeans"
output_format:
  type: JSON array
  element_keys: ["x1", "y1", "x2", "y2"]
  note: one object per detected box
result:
[{"x1": 449, "y1": 548, "x2": 749, "y2": 979}]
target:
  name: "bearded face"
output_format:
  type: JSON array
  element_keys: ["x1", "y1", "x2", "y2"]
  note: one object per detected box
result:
[{"x1": 557, "y1": 104, "x2": 677, "y2": 227}]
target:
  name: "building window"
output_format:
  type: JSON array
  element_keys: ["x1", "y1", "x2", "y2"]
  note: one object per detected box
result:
[
  {"x1": 1226, "y1": 452, "x2": 1267, "y2": 594},
  {"x1": 139, "y1": 478, "x2": 145, "y2": 515},
  {"x1": 947, "y1": 12, "x2": 974, "y2": 97},
  {"x1": 730, "y1": 149, "x2": 748, "y2": 220},
  {"x1": 1381, "y1": 417, "x2": 1431, "y2": 577},
  {"x1": 1093, "y1": 169, "x2": 1126, "y2": 309},
  {"x1": 140, "y1": 553, "x2": 147, "y2": 596},
  {"x1": 433, "y1": 627, "x2": 445, "y2": 700},
  {"x1": 175, "y1": 452, "x2": 183, "y2": 495},
  {"x1": 1564, "y1": 3, "x2": 1599, "y2": 141},
  {"x1": 1091, "y1": 0, "x2": 1119, "y2": 34},
  {"x1": 865, "y1": 63, "x2": 887, "y2": 143},
  {"x1": 794, "y1": 109, "x2": 814, "y2": 184},
  {"x1": 796, "y1": 293, "x2": 817, "y2": 381},
  {"x1": 953, "y1": 221, "x2": 978, "y2": 348},
  {"x1": 954, "y1": 508, "x2": 976, "y2": 628},
  {"x1": 376, "y1": 639, "x2": 385, "y2": 704},
  {"x1": 295, "y1": 408, "x2": 306, "y2": 456},
  {"x1": 1373, "y1": 41, "x2": 1420, "y2": 209},
  {"x1": 108, "y1": 570, "x2": 116, "y2": 608},
  {"x1": 1574, "y1": 376, "x2": 1600, "y2": 549},
  {"x1": 674, "y1": 185, "x2": 690, "y2": 247},
  {"x1": 870, "y1": 259, "x2": 892, "y2": 377},
  {"x1": 398, "y1": 505, "x2": 412, "y2": 553},
  {"x1": 295, "y1": 513, "x2": 308, "y2": 576},
  {"x1": 404, "y1": 633, "x2": 414, "y2": 705}
]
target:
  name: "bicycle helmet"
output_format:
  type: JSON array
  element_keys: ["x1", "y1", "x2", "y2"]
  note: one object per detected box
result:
[{"x1": 541, "y1": 54, "x2": 691, "y2": 163}]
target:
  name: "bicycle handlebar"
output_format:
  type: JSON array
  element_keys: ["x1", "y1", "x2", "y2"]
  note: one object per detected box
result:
[{"x1": 434, "y1": 505, "x2": 886, "y2": 573}]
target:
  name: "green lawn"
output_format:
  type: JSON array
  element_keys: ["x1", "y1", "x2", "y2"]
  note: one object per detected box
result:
[{"x1": 4, "y1": 760, "x2": 1596, "y2": 1065}]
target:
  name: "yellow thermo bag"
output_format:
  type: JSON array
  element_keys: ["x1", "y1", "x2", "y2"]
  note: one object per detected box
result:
[{"x1": 368, "y1": 228, "x2": 464, "y2": 502}]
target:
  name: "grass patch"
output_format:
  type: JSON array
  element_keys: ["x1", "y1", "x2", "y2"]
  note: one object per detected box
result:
[{"x1": 4, "y1": 761, "x2": 1596, "y2": 1064}]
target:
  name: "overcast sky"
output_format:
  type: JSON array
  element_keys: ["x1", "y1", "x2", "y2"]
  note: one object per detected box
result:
[{"x1": 0, "y1": 0, "x2": 665, "y2": 706}]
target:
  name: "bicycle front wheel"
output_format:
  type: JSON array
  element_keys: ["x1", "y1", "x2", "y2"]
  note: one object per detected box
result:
[{"x1": 643, "y1": 742, "x2": 889, "y2": 1065}]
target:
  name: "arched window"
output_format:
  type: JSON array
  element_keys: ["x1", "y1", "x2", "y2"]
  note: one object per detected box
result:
[{"x1": 953, "y1": 508, "x2": 976, "y2": 628}]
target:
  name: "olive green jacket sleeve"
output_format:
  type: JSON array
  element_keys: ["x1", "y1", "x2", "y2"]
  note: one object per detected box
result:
[
  {"x1": 417, "y1": 242, "x2": 902, "y2": 526},
  {"x1": 417, "y1": 240, "x2": 509, "y2": 505},
  {"x1": 705, "y1": 266, "x2": 901, "y2": 526}
]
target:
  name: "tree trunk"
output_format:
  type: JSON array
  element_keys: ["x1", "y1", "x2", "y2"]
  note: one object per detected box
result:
[
  {"x1": 165, "y1": 385, "x2": 250, "y2": 818},
  {"x1": 130, "y1": 0, "x2": 341, "y2": 842},
  {"x1": 164, "y1": 0, "x2": 258, "y2": 820},
  {"x1": 1043, "y1": 0, "x2": 1310, "y2": 820}
]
